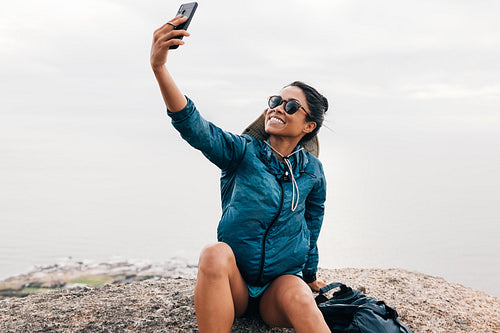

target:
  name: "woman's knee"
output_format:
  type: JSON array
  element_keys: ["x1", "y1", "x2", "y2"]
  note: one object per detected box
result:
[
  {"x1": 282, "y1": 288, "x2": 315, "y2": 310},
  {"x1": 197, "y1": 242, "x2": 236, "y2": 278},
  {"x1": 275, "y1": 277, "x2": 316, "y2": 311}
]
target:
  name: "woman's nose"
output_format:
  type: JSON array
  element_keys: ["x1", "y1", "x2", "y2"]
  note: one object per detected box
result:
[{"x1": 274, "y1": 102, "x2": 286, "y2": 114}]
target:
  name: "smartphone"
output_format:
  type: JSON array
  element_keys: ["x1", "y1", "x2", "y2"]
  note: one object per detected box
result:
[{"x1": 169, "y1": 2, "x2": 198, "y2": 49}]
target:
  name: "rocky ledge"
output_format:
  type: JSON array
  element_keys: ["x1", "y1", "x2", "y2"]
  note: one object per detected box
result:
[{"x1": 0, "y1": 263, "x2": 499, "y2": 332}]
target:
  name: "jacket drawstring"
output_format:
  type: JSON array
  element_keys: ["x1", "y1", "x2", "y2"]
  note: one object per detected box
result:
[{"x1": 264, "y1": 141, "x2": 304, "y2": 212}]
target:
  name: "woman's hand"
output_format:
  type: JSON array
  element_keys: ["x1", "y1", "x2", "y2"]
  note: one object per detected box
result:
[
  {"x1": 150, "y1": 15, "x2": 191, "y2": 71},
  {"x1": 307, "y1": 278, "x2": 328, "y2": 292}
]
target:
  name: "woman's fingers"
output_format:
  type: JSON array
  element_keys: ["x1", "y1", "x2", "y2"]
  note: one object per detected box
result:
[
  {"x1": 170, "y1": 14, "x2": 189, "y2": 28},
  {"x1": 150, "y1": 15, "x2": 191, "y2": 69},
  {"x1": 155, "y1": 30, "x2": 190, "y2": 52},
  {"x1": 158, "y1": 15, "x2": 188, "y2": 34},
  {"x1": 159, "y1": 36, "x2": 186, "y2": 49},
  {"x1": 157, "y1": 15, "x2": 183, "y2": 31},
  {"x1": 307, "y1": 278, "x2": 328, "y2": 292},
  {"x1": 163, "y1": 29, "x2": 190, "y2": 42},
  {"x1": 317, "y1": 278, "x2": 328, "y2": 289},
  {"x1": 153, "y1": 16, "x2": 190, "y2": 45}
]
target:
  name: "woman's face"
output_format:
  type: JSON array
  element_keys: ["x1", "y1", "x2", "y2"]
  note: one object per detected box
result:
[{"x1": 265, "y1": 86, "x2": 316, "y2": 140}]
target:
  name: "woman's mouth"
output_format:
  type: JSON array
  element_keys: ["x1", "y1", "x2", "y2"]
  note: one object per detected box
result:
[{"x1": 268, "y1": 116, "x2": 285, "y2": 125}]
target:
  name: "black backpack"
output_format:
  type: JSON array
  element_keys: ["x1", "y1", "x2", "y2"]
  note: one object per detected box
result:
[{"x1": 315, "y1": 282, "x2": 414, "y2": 333}]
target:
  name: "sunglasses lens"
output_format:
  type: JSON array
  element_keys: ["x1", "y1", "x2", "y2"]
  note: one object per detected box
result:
[
  {"x1": 269, "y1": 96, "x2": 282, "y2": 109},
  {"x1": 268, "y1": 96, "x2": 302, "y2": 115},
  {"x1": 285, "y1": 100, "x2": 300, "y2": 114}
]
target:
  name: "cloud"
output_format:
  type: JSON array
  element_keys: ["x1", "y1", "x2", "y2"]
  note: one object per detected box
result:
[{"x1": 404, "y1": 83, "x2": 500, "y2": 100}]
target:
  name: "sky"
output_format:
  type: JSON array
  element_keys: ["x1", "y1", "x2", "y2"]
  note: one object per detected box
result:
[{"x1": 1, "y1": 0, "x2": 499, "y2": 295}]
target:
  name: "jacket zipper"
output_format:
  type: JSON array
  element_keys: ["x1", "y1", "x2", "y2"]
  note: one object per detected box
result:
[{"x1": 256, "y1": 178, "x2": 284, "y2": 285}]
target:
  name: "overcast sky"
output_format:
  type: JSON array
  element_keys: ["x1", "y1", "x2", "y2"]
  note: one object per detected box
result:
[{"x1": 1, "y1": 0, "x2": 499, "y2": 292}]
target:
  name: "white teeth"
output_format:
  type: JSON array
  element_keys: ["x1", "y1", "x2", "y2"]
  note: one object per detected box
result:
[{"x1": 269, "y1": 117, "x2": 285, "y2": 124}]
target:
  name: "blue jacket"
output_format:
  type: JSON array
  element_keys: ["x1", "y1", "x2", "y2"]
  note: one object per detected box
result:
[{"x1": 168, "y1": 97, "x2": 326, "y2": 286}]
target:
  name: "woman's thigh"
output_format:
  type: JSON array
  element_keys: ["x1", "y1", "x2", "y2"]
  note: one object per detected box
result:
[{"x1": 258, "y1": 274, "x2": 315, "y2": 327}]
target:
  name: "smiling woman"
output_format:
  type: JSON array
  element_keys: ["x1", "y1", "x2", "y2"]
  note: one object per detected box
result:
[
  {"x1": 151, "y1": 13, "x2": 330, "y2": 333},
  {"x1": 267, "y1": 82, "x2": 329, "y2": 143}
]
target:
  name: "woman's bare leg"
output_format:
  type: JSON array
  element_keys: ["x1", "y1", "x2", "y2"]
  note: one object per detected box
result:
[
  {"x1": 259, "y1": 274, "x2": 330, "y2": 333},
  {"x1": 194, "y1": 242, "x2": 249, "y2": 333}
]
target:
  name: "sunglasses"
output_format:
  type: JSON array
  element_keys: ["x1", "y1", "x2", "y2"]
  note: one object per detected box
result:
[{"x1": 268, "y1": 95, "x2": 308, "y2": 115}]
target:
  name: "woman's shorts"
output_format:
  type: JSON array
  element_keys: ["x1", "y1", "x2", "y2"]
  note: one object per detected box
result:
[{"x1": 244, "y1": 272, "x2": 304, "y2": 316}]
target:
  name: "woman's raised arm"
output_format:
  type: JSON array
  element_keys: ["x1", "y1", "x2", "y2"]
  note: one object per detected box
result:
[{"x1": 150, "y1": 15, "x2": 191, "y2": 112}]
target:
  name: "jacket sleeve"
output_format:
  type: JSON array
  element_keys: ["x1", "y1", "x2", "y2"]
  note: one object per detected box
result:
[
  {"x1": 302, "y1": 165, "x2": 327, "y2": 283},
  {"x1": 167, "y1": 97, "x2": 248, "y2": 171}
]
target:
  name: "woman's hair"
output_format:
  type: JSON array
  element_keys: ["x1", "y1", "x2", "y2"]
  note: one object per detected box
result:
[{"x1": 286, "y1": 81, "x2": 328, "y2": 142}]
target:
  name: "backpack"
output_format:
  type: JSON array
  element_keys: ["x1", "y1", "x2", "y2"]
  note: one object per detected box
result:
[{"x1": 315, "y1": 282, "x2": 414, "y2": 333}]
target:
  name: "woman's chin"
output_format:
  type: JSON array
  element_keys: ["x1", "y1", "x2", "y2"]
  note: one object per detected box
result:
[
  {"x1": 265, "y1": 129, "x2": 280, "y2": 137},
  {"x1": 265, "y1": 124, "x2": 285, "y2": 135}
]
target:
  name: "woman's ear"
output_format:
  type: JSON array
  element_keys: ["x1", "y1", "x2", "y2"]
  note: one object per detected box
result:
[{"x1": 303, "y1": 121, "x2": 317, "y2": 134}]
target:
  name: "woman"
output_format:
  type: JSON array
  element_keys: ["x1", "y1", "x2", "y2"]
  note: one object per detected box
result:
[{"x1": 151, "y1": 15, "x2": 330, "y2": 332}]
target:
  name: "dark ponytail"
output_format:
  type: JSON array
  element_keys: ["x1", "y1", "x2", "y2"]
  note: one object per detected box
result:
[{"x1": 285, "y1": 81, "x2": 328, "y2": 142}]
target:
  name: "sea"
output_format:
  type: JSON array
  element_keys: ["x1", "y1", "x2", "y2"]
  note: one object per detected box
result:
[
  {"x1": 1, "y1": 204, "x2": 498, "y2": 299},
  {"x1": 1, "y1": 116, "x2": 499, "y2": 298}
]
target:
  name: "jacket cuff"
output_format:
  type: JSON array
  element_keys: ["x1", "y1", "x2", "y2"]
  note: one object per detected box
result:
[{"x1": 302, "y1": 273, "x2": 317, "y2": 284}]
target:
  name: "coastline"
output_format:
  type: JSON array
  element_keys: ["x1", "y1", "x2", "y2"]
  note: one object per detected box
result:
[
  {"x1": 0, "y1": 258, "x2": 198, "y2": 299},
  {"x1": 1, "y1": 261, "x2": 499, "y2": 332}
]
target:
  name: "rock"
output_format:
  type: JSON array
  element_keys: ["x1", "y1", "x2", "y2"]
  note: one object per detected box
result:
[{"x1": 0, "y1": 267, "x2": 499, "y2": 332}]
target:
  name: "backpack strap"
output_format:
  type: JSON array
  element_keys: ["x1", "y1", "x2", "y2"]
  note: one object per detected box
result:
[
  {"x1": 319, "y1": 282, "x2": 346, "y2": 295},
  {"x1": 316, "y1": 282, "x2": 346, "y2": 304}
]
